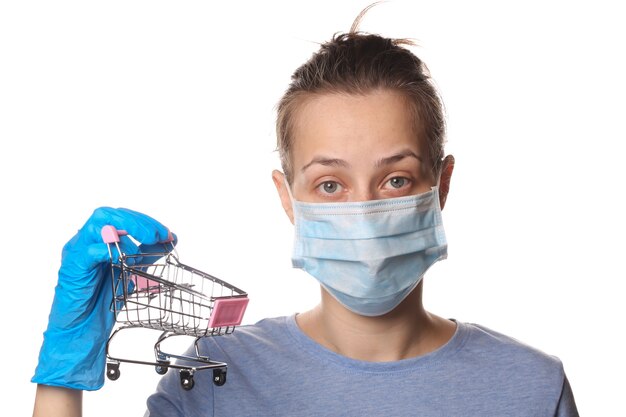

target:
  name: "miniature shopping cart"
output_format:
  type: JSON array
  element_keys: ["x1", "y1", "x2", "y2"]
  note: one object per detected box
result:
[{"x1": 101, "y1": 225, "x2": 249, "y2": 390}]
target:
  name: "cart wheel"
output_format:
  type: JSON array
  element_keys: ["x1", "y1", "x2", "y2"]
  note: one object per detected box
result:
[
  {"x1": 180, "y1": 370, "x2": 195, "y2": 391},
  {"x1": 213, "y1": 368, "x2": 227, "y2": 386},
  {"x1": 106, "y1": 363, "x2": 120, "y2": 381},
  {"x1": 155, "y1": 363, "x2": 169, "y2": 375}
]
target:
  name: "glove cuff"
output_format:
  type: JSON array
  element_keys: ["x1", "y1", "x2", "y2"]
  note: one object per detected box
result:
[{"x1": 32, "y1": 325, "x2": 108, "y2": 391}]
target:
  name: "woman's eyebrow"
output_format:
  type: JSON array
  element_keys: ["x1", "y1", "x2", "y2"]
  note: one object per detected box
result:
[
  {"x1": 301, "y1": 156, "x2": 350, "y2": 172},
  {"x1": 375, "y1": 149, "x2": 422, "y2": 167}
]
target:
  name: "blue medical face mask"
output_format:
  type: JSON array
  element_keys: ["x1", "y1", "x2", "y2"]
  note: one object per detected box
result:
[{"x1": 288, "y1": 185, "x2": 448, "y2": 317}]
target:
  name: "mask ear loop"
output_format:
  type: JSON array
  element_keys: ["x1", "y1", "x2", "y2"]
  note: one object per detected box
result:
[
  {"x1": 429, "y1": 163, "x2": 444, "y2": 209},
  {"x1": 284, "y1": 177, "x2": 296, "y2": 205},
  {"x1": 432, "y1": 163, "x2": 445, "y2": 211},
  {"x1": 283, "y1": 176, "x2": 301, "y2": 237}
]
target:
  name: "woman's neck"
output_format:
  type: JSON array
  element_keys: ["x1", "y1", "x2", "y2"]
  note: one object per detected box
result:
[{"x1": 296, "y1": 282, "x2": 456, "y2": 362}]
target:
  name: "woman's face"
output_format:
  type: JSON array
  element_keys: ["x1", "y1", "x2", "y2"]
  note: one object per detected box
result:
[{"x1": 287, "y1": 89, "x2": 436, "y2": 203}]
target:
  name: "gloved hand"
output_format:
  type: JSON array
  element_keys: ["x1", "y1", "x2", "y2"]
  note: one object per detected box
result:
[{"x1": 32, "y1": 207, "x2": 177, "y2": 390}]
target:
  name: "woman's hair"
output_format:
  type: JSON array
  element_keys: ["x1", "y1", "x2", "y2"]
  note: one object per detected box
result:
[{"x1": 275, "y1": 6, "x2": 446, "y2": 184}]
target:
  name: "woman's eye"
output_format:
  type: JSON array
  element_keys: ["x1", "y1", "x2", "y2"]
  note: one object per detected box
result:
[
  {"x1": 318, "y1": 181, "x2": 341, "y2": 194},
  {"x1": 387, "y1": 177, "x2": 408, "y2": 189}
]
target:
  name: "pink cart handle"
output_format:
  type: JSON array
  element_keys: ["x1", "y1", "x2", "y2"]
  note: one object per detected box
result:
[
  {"x1": 162, "y1": 230, "x2": 175, "y2": 243},
  {"x1": 101, "y1": 225, "x2": 174, "y2": 244},
  {"x1": 101, "y1": 225, "x2": 128, "y2": 243}
]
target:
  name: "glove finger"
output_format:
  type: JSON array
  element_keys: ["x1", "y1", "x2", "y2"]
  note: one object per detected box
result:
[
  {"x1": 115, "y1": 207, "x2": 172, "y2": 244},
  {"x1": 80, "y1": 207, "x2": 172, "y2": 246},
  {"x1": 76, "y1": 235, "x2": 141, "y2": 270},
  {"x1": 85, "y1": 242, "x2": 114, "y2": 265},
  {"x1": 138, "y1": 231, "x2": 178, "y2": 253},
  {"x1": 118, "y1": 235, "x2": 143, "y2": 265},
  {"x1": 137, "y1": 232, "x2": 178, "y2": 264}
]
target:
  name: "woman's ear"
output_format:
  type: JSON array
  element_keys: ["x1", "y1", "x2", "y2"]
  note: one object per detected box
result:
[
  {"x1": 272, "y1": 170, "x2": 295, "y2": 224},
  {"x1": 438, "y1": 155, "x2": 455, "y2": 210}
]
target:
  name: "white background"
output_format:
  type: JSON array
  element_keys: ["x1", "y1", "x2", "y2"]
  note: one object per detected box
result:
[{"x1": 1, "y1": 1, "x2": 624, "y2": 415}]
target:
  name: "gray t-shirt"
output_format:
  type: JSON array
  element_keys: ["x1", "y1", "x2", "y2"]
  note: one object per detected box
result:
[{"x1": 145, "y1": 315, "x2": 578, "y2": 416}]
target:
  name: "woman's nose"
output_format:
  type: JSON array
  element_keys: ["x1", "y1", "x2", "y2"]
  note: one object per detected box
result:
[{"x1": 349, "y1": 187, "x2": 376, "y2": 202}]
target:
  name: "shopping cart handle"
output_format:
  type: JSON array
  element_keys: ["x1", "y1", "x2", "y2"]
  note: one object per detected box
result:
[
  {"x1": 161, "y1": 230, "x2": 175, "y2": 243},
  {"x1": 101, "y1": 225, "x2": 128, "y2": 244},
  {"x1": 101, "y1": 225, "x2": 174, "y2": 244}
]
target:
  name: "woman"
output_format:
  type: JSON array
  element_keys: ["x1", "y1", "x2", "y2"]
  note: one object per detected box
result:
[{"x1": 32, "y1": 12, "x2": 579, "y2": 417}]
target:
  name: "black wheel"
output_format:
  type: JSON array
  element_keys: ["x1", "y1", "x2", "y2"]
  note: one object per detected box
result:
[
  {"x1": 155, "y1": 363, "x2": 169, "y2": 375},
  {"x1": 213, "y1": 368, "x2": 227, "y2": 386},
  {"x1": 106, "y1": 363, "x2": 120, "y2": 381},
  {"x1": 180, "y1": 370, "x2": 195, "y2": 391}
]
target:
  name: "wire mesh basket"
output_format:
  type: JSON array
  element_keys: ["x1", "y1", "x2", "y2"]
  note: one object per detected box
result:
[{"x1": 101, "y1": 225, "x2": 249, "y2": 389}]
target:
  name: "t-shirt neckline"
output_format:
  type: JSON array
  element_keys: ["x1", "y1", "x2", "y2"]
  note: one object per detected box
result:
[{"x1": 284, "y1": 314, "x2": 469, "y2": 373}]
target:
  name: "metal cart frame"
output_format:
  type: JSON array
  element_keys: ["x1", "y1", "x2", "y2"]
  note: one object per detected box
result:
[{"x1": 101, "y1": 225, "x2": 249, "y2": 390}]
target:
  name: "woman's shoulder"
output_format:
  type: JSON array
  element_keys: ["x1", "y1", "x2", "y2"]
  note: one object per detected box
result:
[
  {"x1": 200, "y1": 315, "x2": 294, "y2": 353},
  {"x1": 458, "y1": 320, "x2": 565, "y2": 376},
  {"x1": 233, "y1": 315, "x2": 293, "y2": 338}
]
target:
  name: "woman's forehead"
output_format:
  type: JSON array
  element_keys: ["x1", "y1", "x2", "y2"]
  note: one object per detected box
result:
[{"x1": 290, "y1": 90, "x2": 427, "y2": 165}]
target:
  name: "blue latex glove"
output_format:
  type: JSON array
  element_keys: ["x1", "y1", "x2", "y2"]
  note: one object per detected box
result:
[{"x1": 32, "y1": 207, "x2": 177, "y2": 390}]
